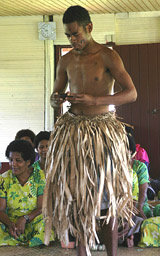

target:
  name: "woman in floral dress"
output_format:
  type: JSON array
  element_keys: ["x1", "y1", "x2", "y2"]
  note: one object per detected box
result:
[
  {"x1": 0, "y1": 139, "x2": 54, "y2": 247},
  {"x1": 138, "y1": 217, "x2": 160, "y2": 247}
]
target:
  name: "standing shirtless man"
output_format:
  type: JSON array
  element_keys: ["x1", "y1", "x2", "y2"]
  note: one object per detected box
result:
[{"x1": 43, "y1": 5, "x2": 137, "y2": 256}]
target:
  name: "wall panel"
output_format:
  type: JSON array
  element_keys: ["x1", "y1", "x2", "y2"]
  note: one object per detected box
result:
[
  {"x1": 115, "y1": 44, "x2": 160, "y2": 178},
  {"x1": 0, "y1": 16, "x2": 44, "y2": 161},
  {"x1": 54, "y1": 12, "x2": 160, "y2": 45}
]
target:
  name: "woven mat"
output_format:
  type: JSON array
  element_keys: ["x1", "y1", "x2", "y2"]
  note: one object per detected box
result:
[
  {"x1": 0, "y1": 241, "x2": 76, "y2": 256},
  {"x1": 0, "y1": 243, "x2": 160, "y2": 256}
]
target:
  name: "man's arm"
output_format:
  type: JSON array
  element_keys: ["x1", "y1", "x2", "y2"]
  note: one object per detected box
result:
[
  {"x1": 66, "y1": 49, "x2": 137, "y2": 107},
  {"x1": 50, "y1": 56, "x2": 68, "y2": 109},
  {"x1": 96, "y1": 49, "x2": 137, "y2": 106}
]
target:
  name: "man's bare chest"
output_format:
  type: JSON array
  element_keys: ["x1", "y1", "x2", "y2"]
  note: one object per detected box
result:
[
  {"x1": 67, "y1": 59, "x2": 111, "y2": 85},
  {"x1": 68, "y1": 55, "x2": 107, "y2": 75}
]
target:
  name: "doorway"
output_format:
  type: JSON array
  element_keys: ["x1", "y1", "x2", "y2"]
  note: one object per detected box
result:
[{"x1": 114, "y1": 43, "x2": 160, "y2": 178}]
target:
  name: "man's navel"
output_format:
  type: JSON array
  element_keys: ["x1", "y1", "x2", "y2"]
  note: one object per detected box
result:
[{"x1": 94, "y1": 77, "x2": 99, "y2": 81}]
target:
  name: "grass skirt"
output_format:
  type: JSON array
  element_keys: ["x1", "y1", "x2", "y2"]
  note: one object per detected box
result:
[{"x1": 43, "y1": 111, "x2": 133, "y2": 255}]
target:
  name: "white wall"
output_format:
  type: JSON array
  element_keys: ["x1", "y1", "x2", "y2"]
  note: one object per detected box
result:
[
  {"x1": 1, "y1": 11, "x2": 160, "y2": 162},
  {"x1": 53, "y1": 11, "x2": 160, "y2": 45},
  {"x1": 0, "y1": 16, "x2": 45, "y2": 161}
]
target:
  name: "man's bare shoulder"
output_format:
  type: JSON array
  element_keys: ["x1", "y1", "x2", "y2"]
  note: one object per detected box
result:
[
  {"x1": 61, "y1": 49, "x2": 74, "y2": 61},
  {"x1": 99, "y1": 46, "x2": 122, "y2": 67},
  {"x1": 100, "y1": 45, "x2": 119, "y2": 58},
  {"x1": 57, "y1": 50, "x2": 74, "y2": 70}
]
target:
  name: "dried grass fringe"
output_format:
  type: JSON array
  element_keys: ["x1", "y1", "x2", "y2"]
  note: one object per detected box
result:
[{"x1": 43, "y1": 111, "x2": 134, "y2": 255}]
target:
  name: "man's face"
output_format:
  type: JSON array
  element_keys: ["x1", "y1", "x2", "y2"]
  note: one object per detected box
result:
[{"x1": 64, "y1": 21, "x2": 91, "y2": 51}]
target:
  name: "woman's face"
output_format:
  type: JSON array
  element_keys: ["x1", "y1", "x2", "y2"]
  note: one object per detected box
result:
[
  {"x1": 37, "y1": 140, "x2": 49, "y2": 160},
  {"x1": 9, "y1": 152, "x2": 30, "y2": 176}
]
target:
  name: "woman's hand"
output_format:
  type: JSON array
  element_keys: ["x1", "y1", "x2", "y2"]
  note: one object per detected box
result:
[
  {"x1": 15, "y1": 217, "x2": 27, "y2": 236},
  {"x1": 137, "y1": 204, "x2": 147, "y2": 219},
  {"x1": 8, "y1": 222, "x2": 18, "y2": 239}
]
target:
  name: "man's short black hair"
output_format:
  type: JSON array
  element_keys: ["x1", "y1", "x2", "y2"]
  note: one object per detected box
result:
[
  {"x1": 63, "y1": 5, "x2": 91, "y2": 27},
  {"x1": 5, "y1": 140, "x2": 35, "y2": 166},
  {"x1": 15, "y1": 129, "x2": 35, "y2": 144},
  {"x1": 34, "y1": 131, "x2": 51, "y2": 149}
]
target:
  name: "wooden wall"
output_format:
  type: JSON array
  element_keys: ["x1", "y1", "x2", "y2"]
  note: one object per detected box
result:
[
  {"x1": 115, "y1": 44, "x2": 160, "y2": 178},
  {"x1": 0, "y1": 16, "x2": 44, "y2": 161},
  {"x1": 53, "y1": 12, "x2": 160, "y2": 45}
]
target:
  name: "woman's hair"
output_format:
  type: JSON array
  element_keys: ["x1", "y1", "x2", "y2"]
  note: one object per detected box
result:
[
  {"x1": 125, "y1": 125, "x2": 134, "y2": 136},
  {"x1": 15, "y1": 129, "x2": 35, "y2": 144},
  {"x1": 34, "y1": 131, "x2": 51, "y2": 149},
  {"x1": 125, "y1": 125, "x2": 136, "y2": 155},
  {"x1": 63, "y1": 5, "x2": 91, "y2": 27},
  {"x1": 127, "y1": 133, "x2": 136, "y2": 156},
  {"x1": 5, "y1": 140, "x2": 35, "y2": 166}
]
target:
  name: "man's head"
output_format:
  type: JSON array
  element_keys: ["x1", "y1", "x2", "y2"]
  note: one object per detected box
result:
[
  {"x1": 63, "y1": 6, "x2": 93, "y2": 51},
  {"x1": 63, "y1": 5, "x2": 91, "y2": 28}
]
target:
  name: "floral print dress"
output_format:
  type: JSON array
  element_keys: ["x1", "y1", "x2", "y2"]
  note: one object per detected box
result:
[
  {"x1": 138, "y1": 217, "x2": 160, "y2": 247},
  {"x1": 0, "y1": 168, "x2": 54, "y2": 247},
  {"x1": 132, "y1": 159, "x2": 152, "y2": 218}
]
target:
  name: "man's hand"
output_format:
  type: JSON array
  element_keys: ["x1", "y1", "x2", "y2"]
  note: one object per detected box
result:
[
  {"x1": 50, "y1": 92, "x2": 66, "y2": 109},
  {"x1": 66, "y1": 93, "x2": 96, "y2": 106}
]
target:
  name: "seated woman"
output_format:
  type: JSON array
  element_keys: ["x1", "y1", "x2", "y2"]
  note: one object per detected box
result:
[
  {"x1": 15, "y1": 129, "x2": 36, "y2": 147},
  {"x1": 0, "y1": 140, "x2": 54, "y2": 247},
  {"x1": 15, "y1": 129, "x2": 39, "y2": 161},
  {"x1": 138, "y1": 216, "x2": 160, "y2": 247},
  {"x1": 118, "y1": 168, "x2": 143, "y2": 248},
  {"x1": 138, "y1": 203, "x2": 160, "y2": 247},
  {"x1": 127, "y1": 131, "x2": 151, "y2": 218},
  {"x1": 33, "y1": 131, "x2": 51, "y2": 172}
]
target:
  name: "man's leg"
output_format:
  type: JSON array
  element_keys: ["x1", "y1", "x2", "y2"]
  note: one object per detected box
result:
[
  {"x1": 99, "y1": 212, "x2": 118, "y2": 256},
  {"x1": 77, "y1": 243, "x2": 87, "y2": 256},
  {"x1": 77, "y1": 214, "x2": 118, "y2": 256}
]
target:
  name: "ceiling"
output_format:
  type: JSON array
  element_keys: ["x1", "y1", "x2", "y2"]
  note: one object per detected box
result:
[{"x1": 0, "y1": 0, "x2": 160, "y2": 16}]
